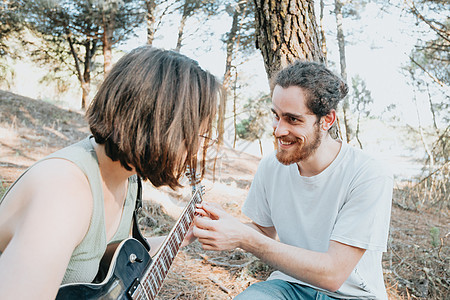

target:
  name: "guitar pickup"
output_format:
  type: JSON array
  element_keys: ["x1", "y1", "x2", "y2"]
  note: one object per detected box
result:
[{"x1": 127, "y1": 278, "x2": 141, "y2": 299}]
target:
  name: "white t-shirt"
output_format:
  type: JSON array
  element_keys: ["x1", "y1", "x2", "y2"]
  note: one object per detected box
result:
[{"x1": 242, "y1": 142, "x2": 393, "y2": 299}]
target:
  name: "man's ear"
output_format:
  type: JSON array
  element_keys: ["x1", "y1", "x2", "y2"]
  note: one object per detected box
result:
[{"x1": 320, "y1": 110, "x2": 336, "y2": 131}]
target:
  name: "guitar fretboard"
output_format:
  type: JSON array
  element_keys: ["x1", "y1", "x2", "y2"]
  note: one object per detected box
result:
[{"x1": 131, "y1": 189, "x2": 202, "y2": 300}]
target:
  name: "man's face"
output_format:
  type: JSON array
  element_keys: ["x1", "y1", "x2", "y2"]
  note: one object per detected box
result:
[{"x1": 271, "y1": 85, "x2": 322, "y2": 165}]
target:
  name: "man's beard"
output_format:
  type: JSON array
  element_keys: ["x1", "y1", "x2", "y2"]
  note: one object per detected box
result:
[{"x1": 275, "y1": 124, "x2": 322, "y2": 165}]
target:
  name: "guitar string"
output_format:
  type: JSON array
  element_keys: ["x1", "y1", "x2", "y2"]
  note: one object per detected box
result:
[
  {"x1": 136, "y1": 193, "x2": 201, "y2": 298},
  {"x1": 133, "y1": 213, "x2": 192, "y2": 300},
  {"x1": 140, "y1": 187, "x2": 202, "y2": 295},
  {"x1": 142, "y1": 210, "x2": 191, "y2": 294},
  {"x1": 140, "y1": 216, "x2": 189, "y2": 297}
]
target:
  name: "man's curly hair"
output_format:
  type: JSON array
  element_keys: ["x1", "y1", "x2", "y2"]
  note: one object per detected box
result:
[{"x1": 272, "y1": 61, "x2": 348, "y2": 120}]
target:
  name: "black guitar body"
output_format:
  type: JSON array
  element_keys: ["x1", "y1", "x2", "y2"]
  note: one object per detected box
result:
[{"x1": 56, "y1": 238, "x2": 152, "y2": 300}]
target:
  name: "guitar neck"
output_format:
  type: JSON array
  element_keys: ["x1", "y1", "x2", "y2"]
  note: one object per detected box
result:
[{"x1": 133, "y1": 189, "x2": 202, "y2": 299}]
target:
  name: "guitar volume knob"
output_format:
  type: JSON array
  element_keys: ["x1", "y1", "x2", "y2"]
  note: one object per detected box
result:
[{"x1": 129, "y1": 253, "x2": 143, "y2": 263}]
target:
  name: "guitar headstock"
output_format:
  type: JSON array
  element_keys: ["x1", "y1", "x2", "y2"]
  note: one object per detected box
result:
[{"x1": 185, "y1": 166, "x2": 205, "y2": 197}]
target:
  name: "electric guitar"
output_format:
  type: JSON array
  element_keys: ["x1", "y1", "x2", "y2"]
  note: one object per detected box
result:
[{"x1": 56, "y1": 174, "x2": 204, "y2": 300}]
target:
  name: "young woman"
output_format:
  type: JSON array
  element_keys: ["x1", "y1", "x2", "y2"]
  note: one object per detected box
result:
[{"x1": 0, "y1": 46, "x2": 219, "y2": 299}]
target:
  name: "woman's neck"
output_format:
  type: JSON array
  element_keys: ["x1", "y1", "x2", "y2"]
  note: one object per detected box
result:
[{"x1": 90, "y1": 138, "x2": 136, "y2": 189}]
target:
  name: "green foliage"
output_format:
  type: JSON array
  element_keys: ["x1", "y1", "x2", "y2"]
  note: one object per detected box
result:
[
  {"x1": 14, "y1": 0, "x2": 146, "y2": 107},
  {"x1": 223, "y1": 0, "x2": 256, "y2": 56},
  {"x1": 21, "y1": 0, "x2": 145, "y2": 69},
  {"x1": 406, "y1": 0, "x2": 449, "y2": 87},
  {"x1": 0, "y1": 0, "x2": 25, "y2": 57},
  {"x1": 340, "y1": 0, "x2": 370, "y2": 19},
  {"x1": 430, "y1": 226, "x2": 440, "y2": 247},
  {"x1": 0, "y1": 58, "x2": 16, "y2": 89},
  {"x1": 351, "y1": 74, "x2": 373, "y2": 117},
  {"x1": 349, "y1": 74, "x2": 373, "y2": 148},
  {"x1": 236, "y1": 94, "x2": 271, "y2": 142}
]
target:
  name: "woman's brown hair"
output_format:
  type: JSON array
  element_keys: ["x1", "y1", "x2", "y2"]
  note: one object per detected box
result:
[{"x1": 86, "y1": 46, "x2": 219, "y2": 189}]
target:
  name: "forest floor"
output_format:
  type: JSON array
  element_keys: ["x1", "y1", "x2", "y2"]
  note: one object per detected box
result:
[{"x1": 0, "y1": 90, "x2": 448, "y2": 299}]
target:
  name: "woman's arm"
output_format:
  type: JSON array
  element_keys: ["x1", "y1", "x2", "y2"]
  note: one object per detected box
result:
[{"x1": 0, "y1": 159, "x2": 93, "y2": 300}]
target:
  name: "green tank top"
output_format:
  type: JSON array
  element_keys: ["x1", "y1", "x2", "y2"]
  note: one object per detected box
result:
[{"x1": 1, "y1": 136, "x2": 138, "y2": 285}]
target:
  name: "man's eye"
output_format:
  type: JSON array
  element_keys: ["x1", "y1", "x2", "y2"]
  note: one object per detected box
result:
[{"x1": 289, "y1": 117, "x2": 298, "y2": 123}]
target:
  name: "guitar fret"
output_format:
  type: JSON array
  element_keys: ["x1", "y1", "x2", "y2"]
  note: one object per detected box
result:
[
  {"x1": 148, "y1": 279, "x2": 155, "y2": 297},
  {"x1": 141, "y1": 284, "x2": 150, "y2": 300},
  {"x1": 156, "y1": 265, "x2": 163, "y2": 283},
  {"x1": 179, "y1": 219, "x2": 186, "y2": 233},
  {"x1": 163, "y1": 251, "x2": 171, "y2": 268},
  {"x1": 137, "y1": 187, "x2": 202, "y2": 300},
  {"x1": 168, "y1": 245, "x2": 174, "y2": 258},
  {"x1": 56, "y1": 185, "x2": 204, "y2": 300},
  {"x1": 150, "y1": 273, "x2": 158, "y2": 293},
  {"x1": 160, "y1": 253, "x2": 166, "y2": 268}
]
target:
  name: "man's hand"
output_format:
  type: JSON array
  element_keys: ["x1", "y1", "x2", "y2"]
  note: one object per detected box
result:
[
  {"x1": 193, "y1": 202, "x2": 249, "y2": 251},
  {"x1": 181, "y1": 223, "x2": 196, "y2": 248}
]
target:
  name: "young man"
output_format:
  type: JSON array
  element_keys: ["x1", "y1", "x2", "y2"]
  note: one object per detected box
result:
[
  {"x1": 0, "y1": 46, "x2": 219, "y2": 299},
  {"x1": 193, "y1": 61, "x2": 393, "y2": 299}
]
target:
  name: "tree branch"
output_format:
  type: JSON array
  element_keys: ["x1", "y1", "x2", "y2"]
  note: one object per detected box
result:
[
  {"x1": 408, "y1": 1, "x2": 450, "y2": 43},
  {"x1": 408, "y1": 55, "x2": 448, "y2": 88}
]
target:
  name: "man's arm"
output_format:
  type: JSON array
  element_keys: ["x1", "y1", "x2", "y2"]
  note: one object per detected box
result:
[{"x1": 193, "y1": 202, "x2": 365, "y2": 292}]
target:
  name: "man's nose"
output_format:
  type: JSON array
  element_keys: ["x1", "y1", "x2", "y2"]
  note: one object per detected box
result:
[{"x1": 273, "y1": 119, "x2": 289, "y2": 137}]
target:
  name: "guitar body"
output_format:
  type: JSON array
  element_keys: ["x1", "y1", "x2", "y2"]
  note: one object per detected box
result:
[
  {"x1": 56, "y1": 238, "x2": 151, "y2": 300},
  {"x1": 57, "y1": 180, "x2": 203, "y2": 300}
]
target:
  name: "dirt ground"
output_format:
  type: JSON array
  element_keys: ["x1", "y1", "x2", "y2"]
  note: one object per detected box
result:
[{"x1": 0, "y1": 90, "x2": 448, "y2": 299}]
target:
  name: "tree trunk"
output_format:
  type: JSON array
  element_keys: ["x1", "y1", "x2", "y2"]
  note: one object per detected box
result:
[
  {"x1": 102, "y1": 10, "x2": 115, "y2": 76},
  {"x1": 146, "y1": 0, "x2": 157, "y2": 45},
  {"x1": 233, "y1": 70, "x2": 238, "y2": 148},
  {"x1": 82, "y1": 40, "x2": 95, "y2": 109},
  {"x1": 217, "y1": 2, "x2": 243, "y2": 146},
  {"x1": 355, "y1": 113, "x2": 363, "y2": 149},
  {"x1": 175, "y1": 1, "x2": 189, "y2": 52},
  {"x1": 334, "y1": 0, "x2": 351, "y2": 143},
  {"x1": 68, "y1": 35, "x2": 91, "y2": 110},
  {"x1": 319, "y1": 0, "x2": 327, "y2": 63},
  {"x1": 413, "y1": 89, "x2": 434, "y2": 171},
  {"x1": 253, "y1": 0, "x2": 325, "y2": 83},
  {"x1": 81, "y1": 81, "x2": 90, "y2": 110}
]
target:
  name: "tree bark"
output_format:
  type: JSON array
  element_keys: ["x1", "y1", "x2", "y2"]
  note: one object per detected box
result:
[
  {"x1": 253, "y1": 0, "x2": 325, "y2": 83},
  {"x1": 175, "y1": 0, "x2": 189, "y2": 52},
  {"x1": 146, "y1": 0, "x2": 157, "y2": 45},
  {"x1": 319, "y1": 0, "x2": 327, "y2": 63},
  {"x1": 102, "y1": 10, "x2": 115, "y2": 76}
]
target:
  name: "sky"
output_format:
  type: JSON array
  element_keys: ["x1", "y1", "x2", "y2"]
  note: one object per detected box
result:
[
  {"x1": 124, "y1": 0, "x2": 443, "y2": 179},
  {"x1": 120, "y1": 1, "x2": 442, "y2": 129},
  {"x1": 8, "y1": 0, "x2": 445, "y2": 178},
  {"x1": 10, "y1": 0, "x2": 440, "y2": 129}
]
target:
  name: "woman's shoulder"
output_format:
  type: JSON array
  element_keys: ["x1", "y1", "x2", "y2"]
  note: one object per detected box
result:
[{"x1": 15, "y1": 158, "x2": 93, "y2": 241}]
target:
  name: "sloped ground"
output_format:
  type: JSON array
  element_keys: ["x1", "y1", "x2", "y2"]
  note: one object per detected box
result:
[
  {"x1": 0, "y1": 90, "x2": 448, "y2": 299},
  {"x1": 0, "y1": 90, "x2": 89, "y2": 183}
]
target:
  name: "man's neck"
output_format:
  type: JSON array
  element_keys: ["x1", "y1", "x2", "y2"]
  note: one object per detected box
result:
[{"x1": 296, "y1": 136, "x2": 342, "y2": 177}]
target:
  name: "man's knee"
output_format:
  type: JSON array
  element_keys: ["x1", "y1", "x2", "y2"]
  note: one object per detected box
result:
[
  {"x1": 235, "y1": 280, "x2": 297, "y2": 300},
  {"x1": 235, "y1": 280, "x2": 336, "y2": 300}
]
